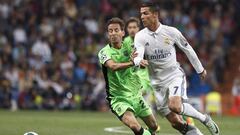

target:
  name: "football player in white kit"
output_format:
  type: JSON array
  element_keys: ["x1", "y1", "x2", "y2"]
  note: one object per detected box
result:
[{"x1": 133, "y1": 2, "x2": 220, "y2": 135}]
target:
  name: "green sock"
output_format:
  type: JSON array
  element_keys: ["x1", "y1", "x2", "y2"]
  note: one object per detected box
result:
[{"x1": 143, "y1": 129, "x2": 151, "y2": 135}]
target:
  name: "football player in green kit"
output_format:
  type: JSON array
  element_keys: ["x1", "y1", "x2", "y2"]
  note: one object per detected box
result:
[{"x1": 98, "y1": 17, "x2": 159, "y2": 135}]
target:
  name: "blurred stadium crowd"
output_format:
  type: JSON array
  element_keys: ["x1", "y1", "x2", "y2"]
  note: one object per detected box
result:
[{"x1": 0, "y1": 0, "x2": 239, "y2": 113}]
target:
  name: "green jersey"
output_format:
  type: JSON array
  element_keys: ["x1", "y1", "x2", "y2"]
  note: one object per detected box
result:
[
  {"x1": 98, "y1": 43, "x2": 142, "y2": 98},
  {"x1": 123, "y1": 36, "x2": 153, "y2": 92}
]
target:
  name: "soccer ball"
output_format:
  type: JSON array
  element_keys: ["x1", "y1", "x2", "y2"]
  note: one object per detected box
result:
[{"x1": 23, "y1": 131, "x2": 38, "y2": 135}]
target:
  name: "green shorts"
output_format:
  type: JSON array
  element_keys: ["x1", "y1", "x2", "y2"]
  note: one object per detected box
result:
[
  {"x1": 141, "y1": 79, "x2": 153, "y2": 92},
  {"x1": 108, "y1": 96, "x2": 152, "y2": 120}
]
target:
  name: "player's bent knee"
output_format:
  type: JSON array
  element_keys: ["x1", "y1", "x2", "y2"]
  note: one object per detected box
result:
[
  {"x1": 168, "y1": 98, "x2": 182, "y2": 114},
  {"x1": 169, "y1": 104, "x2": 182, "y2": 114}
]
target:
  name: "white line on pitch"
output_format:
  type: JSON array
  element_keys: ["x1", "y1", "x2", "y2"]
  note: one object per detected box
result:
[{"x1": 104, "y1": 126, "x2": 178, "y2": 135}]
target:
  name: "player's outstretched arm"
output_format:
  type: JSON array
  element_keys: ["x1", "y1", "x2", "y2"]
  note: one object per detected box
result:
[
  {"x1": 98, "y1": 48, "x2": 134, "y2": 71},
  {"x1": 130, "y1": 49, "x2": 148, "y2": 68},
  {"x1": 133, "y1": 33, "x2": 145, "y2": 66},
  {"x1": 174, "y1": 28, "x2": 204, "y2": 74},
  {"x1": 104, "y1": 59, "x2": 134, "y2": 71}
]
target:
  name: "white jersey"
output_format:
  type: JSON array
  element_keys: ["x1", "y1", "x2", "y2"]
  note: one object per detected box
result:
[{"x1": 134, "y1": 23, "x2": 204, "y2": 87}]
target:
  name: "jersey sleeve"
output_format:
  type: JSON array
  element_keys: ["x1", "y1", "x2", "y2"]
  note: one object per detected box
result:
[
  {"x1": 174, "y1": 28, "x2": 204, "y2": 73},
  {"x1": 133, "y1": 32, "x2": 145, "y2": 66},
  {"x1": 98, "y1": 48, "x2": 111, "y2": 65}
]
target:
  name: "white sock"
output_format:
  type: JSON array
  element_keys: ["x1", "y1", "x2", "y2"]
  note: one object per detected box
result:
[{"x1": 181, "y1": 103, "x2": 206, "y2": 122}]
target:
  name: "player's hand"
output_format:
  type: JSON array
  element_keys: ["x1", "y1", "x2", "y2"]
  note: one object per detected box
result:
[
  {"x1": 130, "y1": 50, "x2": 138, "y2": 62},
  {"x1": 199, "y1": 69, "x2": 207, "y2": 80},
  {"x1": 140, "y1": 59, "x2": 148, "y2": 68}
]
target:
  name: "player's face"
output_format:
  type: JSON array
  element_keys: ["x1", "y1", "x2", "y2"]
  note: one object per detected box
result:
[
  {"x1": 127, "y1": 22, "x2": 139, "y2": 38},
  {"x1": 107, "y1": 23, "x2": 124, "y2": 45},
  {"x1": 140, "y1": 7, "x2": 157, "y2": 28}
]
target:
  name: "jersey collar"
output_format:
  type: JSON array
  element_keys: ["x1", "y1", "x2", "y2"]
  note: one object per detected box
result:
[
  {"x1": 146, "y1": 22, "x2": 162, "y2": 36},
  {"x1": 108, "y1": 42, "x2": 123, "y2": 49}
]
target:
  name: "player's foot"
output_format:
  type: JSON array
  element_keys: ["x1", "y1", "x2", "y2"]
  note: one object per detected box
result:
[
  {"x1": 146, "y1": 125, "x2": 160, "y2": 135},
  {"x1": 185, "y1": 125, "x2": 203, "y2": 135},
  {"x1": 203, "y1": 114, "x2": 220, "y2": 135}
]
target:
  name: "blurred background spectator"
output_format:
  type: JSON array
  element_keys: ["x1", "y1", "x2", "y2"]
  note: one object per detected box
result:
[
  {"x1": 231, "y1": 73, "x2": 240, "y2": 115},
  {"x1": 0, "y1": 0, "x2": 239, "y2": 115}
]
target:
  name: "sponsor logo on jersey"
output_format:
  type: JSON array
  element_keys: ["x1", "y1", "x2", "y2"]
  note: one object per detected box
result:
[{"x1": 145, "y1": 49, "x2": 171, "y2": 60}]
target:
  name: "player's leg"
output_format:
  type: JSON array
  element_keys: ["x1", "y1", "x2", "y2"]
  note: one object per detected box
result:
[
  {"x1": 110, "y1": 97, "x2": 151, "y2": 135},
  {"x1": 166, "y1": 112, "x2": 187, "y2": 133},
  {"x1": 136, "y1": 96, "x2": 159, "y2": 135},
  {"x1": 168, "y1": 96, "x2": 206, "y2": 123},
  {"x1": 121, "y1": 111, "x2": 151, "y2": 135},
  {"x1": 168, "y1": 77, "x2": 219, "y2": 135},
  {"x1": 179, "y1": 102, "x2": 219, "y2": 135},
  {"x1": 141, "y1": 114, "x2": 160, "y2": 135},
  {"x1": 168, "y1": 77, "x2": 205, "y2": 121},
  {"x1": 153, "y1": 86, "x2": 203, "y2": 135},
  {"x1": 165, "y1": 112, "x2": 203, "y2": 135}
]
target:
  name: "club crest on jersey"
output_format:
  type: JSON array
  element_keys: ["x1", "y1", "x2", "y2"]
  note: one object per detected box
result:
[
  {"x1": 123, "y1": 50, "x2": 129, "y2": 56},
  {"x1": 117, "y1": 107, "x2": 121, "y2": 113},
  {"x1": 164, "y1": 37, "x2": 170, "y2": 45}
]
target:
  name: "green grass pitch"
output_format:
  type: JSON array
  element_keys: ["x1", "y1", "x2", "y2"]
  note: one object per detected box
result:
[{"x1": 0, "y1": 110, "x2": 239, "y2": 135}]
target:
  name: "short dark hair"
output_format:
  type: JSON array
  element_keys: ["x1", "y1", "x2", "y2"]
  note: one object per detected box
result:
[
  {"x1": 106, "y1": 17, "x2": 125, "y2": 31},
  {"x1": 126, "y1": 17, "x2": 141, "y2": 28},
  {"x1": 140, "y1": 2, "x2": 160, "y2": 13}
]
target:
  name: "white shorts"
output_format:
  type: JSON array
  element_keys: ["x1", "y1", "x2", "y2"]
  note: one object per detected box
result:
[{"x1": 153, "y1": 76, "x2": 188, "y2": 116}]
